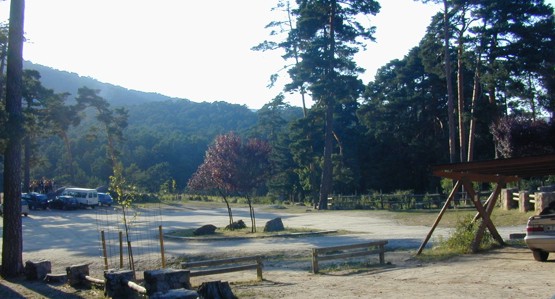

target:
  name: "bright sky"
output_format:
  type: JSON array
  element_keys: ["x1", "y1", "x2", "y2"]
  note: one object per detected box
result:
[{"x1": 1, "y1": 0, "x2": 552, "y2": 109}]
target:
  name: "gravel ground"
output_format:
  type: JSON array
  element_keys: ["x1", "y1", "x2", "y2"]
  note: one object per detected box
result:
[{"x1": 2, "y1": 203, "x2": 551, "y2": 298}]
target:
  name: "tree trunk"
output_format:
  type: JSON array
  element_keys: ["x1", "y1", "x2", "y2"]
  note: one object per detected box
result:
[
  {"x1": 443, "y1": 0, "x2": 457, "y2": 163},
  {"x1": 0, "y1": 42, "x2": 7, "y2": 101},
  {"x1": 467, "y1": 56, "x2": 481, "y2": 162},
  {"x1": 218, "y1": 191, "x2": 234, "y2": 226},
  {"x1": 2, "y1": 0, "x2": 25, "y2": 278},
  {"x1": 317, "y1": 1, "x2": 336, "y2": 210},
  {"x1": 318, "y1": 100, "x2": 334, "y2": 210},
  {"x1": 246, "y1": 196, "x2": 256, "y2": 233},
  {"x1": 457, "y1": 39, "x2": 466, "y2": 163}
]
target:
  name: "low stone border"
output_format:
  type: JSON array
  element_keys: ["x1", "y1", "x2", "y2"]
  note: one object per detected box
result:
[{"x1": 165, "y1": 230, "x2": 338, "y2": 242}]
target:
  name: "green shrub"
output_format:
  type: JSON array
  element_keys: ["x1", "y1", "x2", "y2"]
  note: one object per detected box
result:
[{"x1": 435, "y1": 215, "x2": 495, "y2": 254}]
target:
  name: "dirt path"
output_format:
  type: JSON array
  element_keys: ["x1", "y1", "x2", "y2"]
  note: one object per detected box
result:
[{"x1": 227, "y1": 246, "x2": 555, "y2": 299}]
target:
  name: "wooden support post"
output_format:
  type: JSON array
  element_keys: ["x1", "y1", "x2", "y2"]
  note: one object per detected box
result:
[
  {"x1": 472, "y1": 181, "x2": 504, "y2": 251},
  {"x1": 119, "y1": 231, "x2": 123, "y2": 269},
  {"x1": 461, "y1": 179, "x2": 504, "y2": 253},
  {"x1": 159, "y1": 225, "x2": 166, "y2": 268},
  {"x1": 256, "y1": 256, "x2": 263, "y2": 281},
  {"x1": 101, "y1": 231, "x2": 108, "y2": 271},
  {"x1": 473, "y1": 181, "x2": 504, "y2": 222},
  {"x1": 417, "y1": 180, "x2": 462, "y2": 255},
  {"x1": 311, "y1": 248, "x2": 319, "y2": 274}
]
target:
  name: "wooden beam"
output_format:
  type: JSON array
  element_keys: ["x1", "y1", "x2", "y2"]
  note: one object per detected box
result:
[
  {"x1": 460, "y1": 179, "x2": 504, "y2": 252},
  {"x1": 471, "y1": 182, "x2": 504, "y2": 250},
  {"x1": 432, "y1": 154, "x2": 555, "y2": 176},
  {"x1": 417, "y1": 180, "x2": 462, "y2": 255},
  {"x1": 433, "y1": 170, "x2": 519, "y2": 183}
]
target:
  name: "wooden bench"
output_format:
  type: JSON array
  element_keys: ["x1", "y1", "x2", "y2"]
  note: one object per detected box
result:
[
  {"x1": 181, "y1": 256, "x2": 263, "y2": 281},
  {"x1": 311, "y1": 240, "x2": 388, "y2": 274}
]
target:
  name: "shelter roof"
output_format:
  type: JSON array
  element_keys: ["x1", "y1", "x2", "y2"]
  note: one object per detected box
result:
[{"x1": 432, "y1": 154, "x2": 555, "y2": 182}]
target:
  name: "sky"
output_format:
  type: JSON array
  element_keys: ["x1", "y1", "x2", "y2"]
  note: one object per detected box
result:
[{"x1": 0, "y1": 0, "x2": 553, "y2": 109}]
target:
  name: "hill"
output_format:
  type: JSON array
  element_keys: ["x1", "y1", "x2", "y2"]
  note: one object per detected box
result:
[{"x1": 23, "y1": 61, "x2": 181, "y2": 106}]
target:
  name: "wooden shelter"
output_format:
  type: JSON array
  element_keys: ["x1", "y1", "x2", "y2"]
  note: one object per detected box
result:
[{"x1": 417, "y1": 154, "x2": 555, "y2": 254}]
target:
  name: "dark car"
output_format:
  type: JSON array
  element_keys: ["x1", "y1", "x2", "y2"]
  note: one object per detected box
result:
[
  {"x1": 98, "y1": 193, "x2": 114, "y2": 207},
  {"x1": 22, "y1": 192, "x2": 49, "y2": 210},
  {"x1": 48, "y1": 195, "x2": 79, "y2": 210}
]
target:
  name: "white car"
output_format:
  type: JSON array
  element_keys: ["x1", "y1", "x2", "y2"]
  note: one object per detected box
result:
[
  {"x1": 61, "y1": 187, "x2": 98, "y2": 208},
  {"x1": 524, "y1": 203, "x2": 555, "y2": 261}
]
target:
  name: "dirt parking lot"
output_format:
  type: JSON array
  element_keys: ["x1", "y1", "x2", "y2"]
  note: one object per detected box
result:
[{"x1": 0, "y1": 204, "x2": 553, "y2": 298}]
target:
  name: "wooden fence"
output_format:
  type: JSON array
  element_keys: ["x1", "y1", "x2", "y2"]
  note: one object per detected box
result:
[
  {"x1": 311, "y1": 240, "x2": 388, "y2": 274},
  {"x1": 181, "y1": 255, "x2": 263, "y2": 281}
]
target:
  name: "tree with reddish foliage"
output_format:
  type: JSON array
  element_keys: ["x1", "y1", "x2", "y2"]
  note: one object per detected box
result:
[
  {"x1": 490, "y1": 117, "x2": 555, "y2": 158},
  {"x1": 187, "y1": 133, "x2": 271, "y2": 232}
]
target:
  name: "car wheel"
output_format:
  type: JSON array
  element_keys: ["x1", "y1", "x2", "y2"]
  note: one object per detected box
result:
[{"x1": 532, "y1": 249, "x2": 549, "y2": 262}]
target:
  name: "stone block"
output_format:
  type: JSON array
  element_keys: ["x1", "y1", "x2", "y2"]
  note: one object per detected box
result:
[
  {"x1": 500, "y1": 188, "x2": 518, "y2": 210},
  {"x1": 519, "y1": 191, "x2": 532, "y2": 212},
  {"x1": 144, "y1": 268, "x2": 192, "y2": 295},
  {"x1": 66, "y1": 263, "x2": 90, "y2": 287},
  {"x1": 104, "y1": 269, "x2": 136, "y2": 299},
  {"x1": 536, "y1": 192, "x2": 555, "y2": 214},
  {"x1": 25, "y1": 260, "x2": 51, "y2": 280}
]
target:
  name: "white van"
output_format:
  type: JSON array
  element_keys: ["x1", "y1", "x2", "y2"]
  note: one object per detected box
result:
[{"x1": 61, "y1": 188, "x2": 99, "y2": 208}]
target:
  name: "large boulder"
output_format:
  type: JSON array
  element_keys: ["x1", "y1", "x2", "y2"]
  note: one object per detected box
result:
[
  {"x1": 264, "y1": 217, "x2": 285, "y2": 232},
  {"x1": 193, "y1": 224, "x2": 217, "y2": 236}
]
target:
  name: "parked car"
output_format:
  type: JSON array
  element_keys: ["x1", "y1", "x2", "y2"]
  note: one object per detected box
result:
[
  {"x1": 22, "y1": 192, "x2": 49, "y2": 210},
  {"x1": 524, "y1": 202, "x2": 555, "y2": 261},
  {"x1": 61, "y1": 187, "x2": 98, "y2": 208},
  {"x1": 0, "y1": 199, "x2": 29, "y2": 217},
  {"x1": 98, "y1": 193, "x2": 114, "y2": 207},
  {"x1": 48, "y1": 195, "x2": 80, "y2": 210}
]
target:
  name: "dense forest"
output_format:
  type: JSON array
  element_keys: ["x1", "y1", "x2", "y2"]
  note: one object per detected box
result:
[{"x1": 2, "y1": 0, "x2": 555, "y2": 205}]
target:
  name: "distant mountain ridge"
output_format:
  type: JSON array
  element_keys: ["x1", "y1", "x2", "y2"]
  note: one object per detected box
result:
[{"x1": 23, "y1": 61, "x2": 185, "y2": 106}]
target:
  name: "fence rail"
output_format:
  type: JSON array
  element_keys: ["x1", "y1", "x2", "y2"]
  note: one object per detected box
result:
[
  {"x1": 311, "y1": 240, "x2": 388, "y2": 274},
  {"x1": 181, "y1": 255, "x2": 263, "y2": 281}
]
